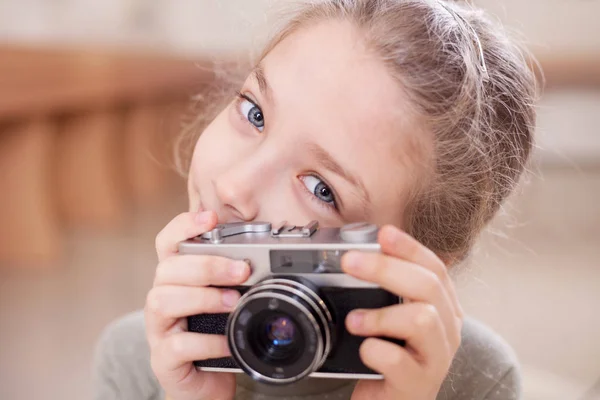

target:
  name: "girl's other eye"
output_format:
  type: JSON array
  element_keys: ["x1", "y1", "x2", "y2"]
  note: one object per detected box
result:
[
  {"x1": 301, "y1": 175, "x2": 338, "y2": 210},
  {"x1": 238, "y1": 94, "x2": 265, "y2": 132}
]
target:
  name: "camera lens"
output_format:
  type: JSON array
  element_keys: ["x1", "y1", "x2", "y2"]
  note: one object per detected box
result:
[
  {"x1": 266, "y1": 316, "x2": 295, "y2": 347},
  {"x1": 252, "y1": 314, "x2": 303, "y2": 365},
  {"x1": 227, "y1": 277, "x2": 333, "y2": 385}
]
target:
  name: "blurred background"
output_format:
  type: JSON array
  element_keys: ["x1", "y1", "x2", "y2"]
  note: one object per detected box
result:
[{"x1": 0, "y1": 1, "x2": 598, "y2": 399}]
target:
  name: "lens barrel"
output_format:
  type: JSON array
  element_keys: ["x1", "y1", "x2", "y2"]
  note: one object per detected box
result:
[{"x1": 226, "y1": 277, "x2": 333, "y2": 385}]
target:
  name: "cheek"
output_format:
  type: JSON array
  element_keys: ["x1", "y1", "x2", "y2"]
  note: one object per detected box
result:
[
  {"x1": 190, "y1": 108, "x2": 238, "y2": 173},
  {"x1": 186, "y1": 109, "x2": 235, "y2": 203}
]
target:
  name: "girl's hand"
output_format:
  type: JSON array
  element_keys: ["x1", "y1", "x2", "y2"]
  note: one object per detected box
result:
[
  {"x1": 342, "y1": 225, "x2": 464, "y2": 400},
  {"x1": 145, "y1": 210, "x2": 251, "y2": 400}
]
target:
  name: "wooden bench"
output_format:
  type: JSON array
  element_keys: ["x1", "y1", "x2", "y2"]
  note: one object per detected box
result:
[{"x1": 0, "y1": 45, "x2": 212, "y2": 267}]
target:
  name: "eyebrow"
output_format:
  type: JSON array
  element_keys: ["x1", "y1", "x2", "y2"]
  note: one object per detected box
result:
[
  {"x1": 306, "y1": 142, "x2": 371, "y2": 213},
  {"x1": 252, "y1": 64, "x2": 272, "y2": 102}
]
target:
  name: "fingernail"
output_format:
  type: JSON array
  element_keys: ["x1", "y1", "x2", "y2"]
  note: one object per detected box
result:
[
  {"x1": 229, "y1": 260, "x2": 248, "y2": 279},
  {"x1": 348, "y1": 310, "x2": 365, "y2": 330},
  {"x1": 222, "y1": 290, "x2": 240, "y2": 308},
  {"x1": 343, "y1": 252, "x2": 362, "y2": 271},
  {"x1": 195, "y1": 211, "x2": 212, "y2": 225}
]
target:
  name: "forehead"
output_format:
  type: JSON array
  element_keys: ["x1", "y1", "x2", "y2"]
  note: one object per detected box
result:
[
  {"x1": 260, "y1": 20, "x2": 423, "y2": 222},
  {"x1": 263, "y1": 20, "x2": 409, "y2": 138}
]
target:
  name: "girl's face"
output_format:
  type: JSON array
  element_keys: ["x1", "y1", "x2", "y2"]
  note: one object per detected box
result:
[{"x1": 188, "y1": 20, "x2": 427, "y2": 228}]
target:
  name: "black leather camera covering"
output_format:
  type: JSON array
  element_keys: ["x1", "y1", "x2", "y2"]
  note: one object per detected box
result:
[{"x1": 189, "y1": 286, "x2": 404, "y2": 374}]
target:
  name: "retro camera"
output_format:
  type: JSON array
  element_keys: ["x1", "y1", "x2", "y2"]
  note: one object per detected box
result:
[{"x1": 179, "y1": 221, "x2": 403, "y2": 385}]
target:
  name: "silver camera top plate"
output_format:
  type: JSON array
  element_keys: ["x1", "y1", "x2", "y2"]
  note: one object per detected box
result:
[
  {"x1": 199, "y1": 220, "x2": 378, "y2": 244},
  {"x1": 180, "y1": 220, "x2": 381, "y2": 288}
]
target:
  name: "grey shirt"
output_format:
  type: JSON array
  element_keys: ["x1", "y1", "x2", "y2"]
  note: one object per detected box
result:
[{"x1": 92, "y1": 311, "x2": 521, "y2": 400}]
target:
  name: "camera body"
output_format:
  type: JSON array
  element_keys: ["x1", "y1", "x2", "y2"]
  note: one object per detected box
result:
[{"x1": 178, "y1": 221, "x2": 403, "y2": 385}]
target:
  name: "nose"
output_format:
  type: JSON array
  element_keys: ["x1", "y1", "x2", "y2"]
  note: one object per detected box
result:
[{"x1": 212, "y1": 167, "x2": 260, "y2": 222}]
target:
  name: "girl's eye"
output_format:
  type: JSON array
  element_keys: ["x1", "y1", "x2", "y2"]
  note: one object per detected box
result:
[
  {"x1": 301, "y1": 175, "x2": 337, "y2": 209},
  {"x1": 239, "y1": 96, "x2": 265, "y2": 132}
]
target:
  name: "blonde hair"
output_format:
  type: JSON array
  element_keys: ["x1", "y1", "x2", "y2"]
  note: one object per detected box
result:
[{"x1": 176, "y1": 0, "x2": 539, "y2": 265}]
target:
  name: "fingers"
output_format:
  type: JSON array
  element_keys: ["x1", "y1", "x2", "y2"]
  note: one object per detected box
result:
[
  {"x1": 154, "y1": 255, "x2": 251, "y2": 287},
  {"x1": 359, "y1": 338, "x2": 421, "y2": 381},
  {"x1": 378, "y1": 225, "x2": 464, "y2": 319},
  {"x1": 149, "y1": 211, "x2": 241, "y2": 400},
  {"x1": 151, "y1": 332, "x2": 235, "y2": 399},
  {"x1": 342, "y1": 252, "x2": 460, "y2": 349},
  {"x1": 346, "y1": 303, "x2": 450, "y2": 367},
  {"x1": 152, "y1": 332, "x2": 230, "y2": 375},
  {"x1": 155, "y1": 211, "x2": 217, "y2": 262},
  {"x1": 378, "y1": 225, "x2": 445, "y2": 273},
  {"x1": 145, "y1": 286, "x2": 240, "y2": 342}
]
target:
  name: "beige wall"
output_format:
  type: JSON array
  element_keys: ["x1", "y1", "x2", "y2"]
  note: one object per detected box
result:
[
  {"x1": 1, "y1": 0, "x2": 599, "y2": 54},
  {"x1": 0, "y1": 0, "x2": 274, "y2": 53},
  {"x1": 476, "y1": 0, "x2": 600, "y2": 55}
]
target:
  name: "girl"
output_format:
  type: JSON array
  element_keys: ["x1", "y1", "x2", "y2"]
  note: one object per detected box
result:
[{"x1": 93, "y1": 1, "x2": 538, "y2": 399}]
